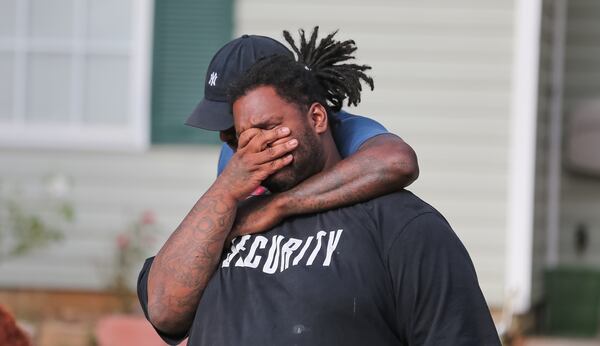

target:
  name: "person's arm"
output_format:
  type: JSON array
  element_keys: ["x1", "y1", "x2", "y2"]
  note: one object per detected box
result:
[
  {"x1": 230, "y1": 133, "x2": 419, "y2": 237},
  {"x1": 145, "y1": 126, "x2": 296, "y2": 336},
  {"x1": 281, "y1": 133, "x2": 418, "y2": 211},
  {"x1": 146, "y1": 183, "x2": 237, "y2": 336},
  {"x1": 138, "y1": 257, "x2": 189, "y2": 344}
]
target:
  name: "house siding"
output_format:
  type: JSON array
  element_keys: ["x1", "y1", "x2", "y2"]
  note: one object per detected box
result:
[{"x1": 0, "y1": 146, "x2": 221, "y2": 290}]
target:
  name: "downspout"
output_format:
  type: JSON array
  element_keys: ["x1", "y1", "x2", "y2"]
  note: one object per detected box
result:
[{"x1": 546, "y1": 0, "x2": 567, "y2": 268}]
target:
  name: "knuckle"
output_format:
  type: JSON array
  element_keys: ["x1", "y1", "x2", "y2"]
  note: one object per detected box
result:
[
  {"x1": 238, "y1": 132, "x2": 249, "y2": 143},
  {"x1": 254, "y1": 130, "x2": 265, "y2": 141},
  {"x1": 266, "y1": 128, "x2": 278, "y2": 139},
  {"x1": 263, "y1": 129, "x2": 279, "y2": 144},
  {"x1": 239, "y1": 129, "x2": 257, "y2": 145},
  {"x1": 268, "y1": 159, "x2": 283, "y2": 172},
  {"x1": 249, "y1": 135, "x2": 263, "y2": 149}
]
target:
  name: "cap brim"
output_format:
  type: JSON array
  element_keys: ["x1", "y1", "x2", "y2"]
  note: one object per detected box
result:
[{"x1": 185, "y1": 98, "x2": 234, "y2": 131}]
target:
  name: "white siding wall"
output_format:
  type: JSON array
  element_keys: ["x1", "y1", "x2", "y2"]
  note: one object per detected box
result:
[
  {"x1": 560, "y1": 0, "x2": 600, "y2": 265},
  {"x1": 0, "y1": 1, "x2": 516, "y2": 307},
  {"x1": 0, "y1": 147, "x2": 220, "y2": 290},
  {"x1": 236, "y1": 0, "x2": 515, "y2": 306}
]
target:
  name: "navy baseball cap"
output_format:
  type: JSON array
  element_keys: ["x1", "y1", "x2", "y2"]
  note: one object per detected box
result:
[{"x1": 185, "y1": 35, "x2": 293, "y2": 131}]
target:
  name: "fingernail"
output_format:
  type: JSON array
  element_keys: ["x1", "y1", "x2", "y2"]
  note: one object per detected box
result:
[
  {"x1": 279, "y1": 127, "x2": 290, "y2": 135},
  {"x1": 288, "y1": 139, "x2": 298, "y2": 146}
]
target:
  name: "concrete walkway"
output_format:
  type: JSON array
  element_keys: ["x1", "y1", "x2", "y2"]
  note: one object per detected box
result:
[{"x1": 525, "y1": 337, "x2": 600, "y2": 345}]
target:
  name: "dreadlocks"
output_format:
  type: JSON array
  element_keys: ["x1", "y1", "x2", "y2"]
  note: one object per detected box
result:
[
  {"x1": 228, "y1": 26, "x2": 374, "y2": 116},
  {"x1": 283, "y1": 27, "x2": 374, "y2": 111}
]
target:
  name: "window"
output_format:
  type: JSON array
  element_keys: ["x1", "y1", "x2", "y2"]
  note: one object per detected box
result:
[
  {"x1": 0, "y1": 0, "x2": 152, "y2": 150},
  {"x1": 150, "y1": 0, "x2": 233, "y2": 145}
]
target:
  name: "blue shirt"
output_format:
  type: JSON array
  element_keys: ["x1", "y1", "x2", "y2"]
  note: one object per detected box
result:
[{"x1": 217, "y1": 110, "x2": 388, "y2": 175}]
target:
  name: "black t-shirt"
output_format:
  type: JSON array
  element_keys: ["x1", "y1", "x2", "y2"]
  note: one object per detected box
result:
[{"x1": 138, "y1": 191, "x2": 501, "y2": 345}]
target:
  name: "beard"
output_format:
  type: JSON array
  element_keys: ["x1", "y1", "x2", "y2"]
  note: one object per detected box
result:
[{"x1": 263, "y1": 127, "x2": 324, "y2": 193}]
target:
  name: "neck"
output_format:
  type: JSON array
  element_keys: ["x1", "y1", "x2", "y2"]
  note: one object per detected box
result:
[{"x1": 320, "y1": 134, "x2": 342, "y2": 171}]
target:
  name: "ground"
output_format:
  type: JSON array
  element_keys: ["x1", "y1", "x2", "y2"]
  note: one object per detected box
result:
[{"x1": 1, "y1": 289, "x2": 599, "y2": 345}]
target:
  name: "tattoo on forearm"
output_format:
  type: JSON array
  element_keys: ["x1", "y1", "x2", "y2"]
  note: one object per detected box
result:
[
  {"x1": 288, "y1": 152, "x2": 392, "y2": 214},
  {"x1": 148, "y1": 188, "x2": 237, "y2": 330}
]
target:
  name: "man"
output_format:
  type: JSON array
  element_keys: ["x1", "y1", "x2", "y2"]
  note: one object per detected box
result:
[
  {"x1": 182, "y1": 33, "x2": 419, "y2": 238},
  {"x1": 138, "y1": 28, "x2": 500, "y2": 345}
]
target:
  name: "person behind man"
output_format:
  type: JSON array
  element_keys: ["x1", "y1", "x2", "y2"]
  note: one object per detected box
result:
[
  {"x1": 139, "y1": 27, "x2": 500, "y2": 345},
  {"x1": 182, "y1": 33, "x2": 419, "y2": 238}
]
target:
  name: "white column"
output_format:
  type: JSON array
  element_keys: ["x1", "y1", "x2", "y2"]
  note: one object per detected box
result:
[
  {"x1": 506, "y1": 0, "x2": 542, "y2": 314},
  {"x1": 130, "y1": 0, "x2": 154, "y2": 151}
]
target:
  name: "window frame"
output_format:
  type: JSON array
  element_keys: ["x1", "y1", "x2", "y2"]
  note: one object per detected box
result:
[{"x1": 0, "y1": 0, "x2": 153, "y2": 151}]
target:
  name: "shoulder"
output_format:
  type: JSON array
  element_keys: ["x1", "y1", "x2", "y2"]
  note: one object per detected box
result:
[
  {"x1": 363, "y1": 190, "x2": 441, "y2": 225},
  {"x1": 360, "y1": 191, "x2": 451, "y2": 249},
  {"x1": 331, "y1": 110, "x2": 388, "y2": 157},
  {"x1": 334, "y1": 110, "x2": 360, "y2": 121},
  {"x1": 333, "y1": 110, "x2": 384, "y2": 127}
]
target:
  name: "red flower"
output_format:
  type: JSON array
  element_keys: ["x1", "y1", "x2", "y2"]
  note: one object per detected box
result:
[
  {"x1": 116, "y1": 234, "x2": 130, "y2": 250},
  {"x1": 141, "y1": 210, "x2": 156, "y2": 225},
  {"x1": 142, "y1": 235, "x2": 156, "y2": 246}
]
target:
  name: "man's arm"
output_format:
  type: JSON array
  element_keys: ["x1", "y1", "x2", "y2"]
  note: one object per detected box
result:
[
  {"x1": 145, "y1": 127, "x2": 297, "y2": 336},
  {"x1": 231, "y1": 133, "x2": 418, "y2": 237},
  {"x1": 146, "y1": 185, "x2": 237, "y2": 336},
  {"x1": 281, "y1": 133, "x2": 418, "y2": 212}
]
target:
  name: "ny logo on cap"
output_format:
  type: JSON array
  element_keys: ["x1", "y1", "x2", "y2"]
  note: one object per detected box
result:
[{"x1": 208, "y1": 72, "x2": 218, "y2": 86}]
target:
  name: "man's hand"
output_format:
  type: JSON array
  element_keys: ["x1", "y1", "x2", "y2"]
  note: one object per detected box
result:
[{"x1": 219, "y1": 126, "x2": 297, "y2": 202}]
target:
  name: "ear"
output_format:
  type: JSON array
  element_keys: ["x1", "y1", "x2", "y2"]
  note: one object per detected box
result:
[{"x1": 308, "y1": 103, "x2": 329, "y2": 134}]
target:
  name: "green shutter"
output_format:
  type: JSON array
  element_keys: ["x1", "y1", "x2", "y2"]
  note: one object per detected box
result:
[{"x1": 151, "y1": 0, "x2": 233, "y2": 144}]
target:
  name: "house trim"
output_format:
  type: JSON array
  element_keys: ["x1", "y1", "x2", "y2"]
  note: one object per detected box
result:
[
  {"x1": 506, "y1": 0, "x2": 542, "y2": 314},
  {"x1": 129, "y1": 0, "x2": 154, "y2": 151}
]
